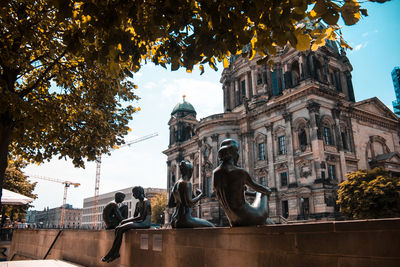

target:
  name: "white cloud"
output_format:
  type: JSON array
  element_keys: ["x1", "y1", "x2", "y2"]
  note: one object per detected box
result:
[
  {"x1": 354, "y1": 44, "x2": 363, "y2": 51},
  {"x1": 353, "y1": 41, "x2": 368, "y2": 51}
]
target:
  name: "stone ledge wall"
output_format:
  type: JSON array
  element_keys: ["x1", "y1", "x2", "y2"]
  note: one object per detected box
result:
[{"x1": 9, "y1": 218, "x2": 400, "y2": 267}]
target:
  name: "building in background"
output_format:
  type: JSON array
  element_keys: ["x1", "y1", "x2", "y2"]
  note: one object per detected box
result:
[
  {"x1": 164, "y1": 42, "x2": 400, "y2": 225},
  {"x1": 28, "y1": 205, "x2": 82, "y2": 229},
  {"x1": 82, "y1": 187, "x2": 166, "y2": 229},
  {"x1": 392, "y1": 67, "x2": 400, "y2": 116}
]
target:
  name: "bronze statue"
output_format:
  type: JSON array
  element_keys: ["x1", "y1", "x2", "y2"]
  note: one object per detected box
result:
[
  {"x1": 213, "y1": 139, "x2": 272, "y2": 227},
  {"x1": 102, "y1": 192, "x2": 128, "y2": 230},
  {"x1": 168, "y1": 161, "x2": 214, "y2": 228},
  {"x1": 101, "y1": 186, "x2": 151, "y2": 263}
]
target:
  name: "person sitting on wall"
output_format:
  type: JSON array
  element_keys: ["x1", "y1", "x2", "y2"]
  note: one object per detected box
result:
[
  {"x1": 213, "y1": 138, "x2": 272, "y2": 227},
  {"x1": 101, "y1": 186, "x2": 151, "y2": 263},
  {"x1": 168, "y1": 160, "x2": 214, "y2": 228},
  {"x1": 102, "y1": 192, "x2": 128, "y2": 230}
]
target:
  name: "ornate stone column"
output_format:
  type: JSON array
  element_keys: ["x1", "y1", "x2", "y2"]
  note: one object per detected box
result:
[
  {"x1": 307, "y1": 101, "x2": 324, "y2": 182},
  {"x1": 332, "y1": 107, "x2": 347, "y2": 181},
  {"x1": 265, "y1": 123, "x2": 276, "y2": 189},
  {"x1": 283, "y1": 111, "x2": 296, "y2": 186},
  {"x1": 223, "y1": 83, "x2": 230, "y2": 112},
  {"x1": 211, "y1": 134, "x2": 219, "y2": 167},
  {"x1": 235, "y1": 79, "x2": 240, "y2": 106},
  {"x1": 245, "y1": 72, "x2": 251, "y2": 99},
  {"x1": 299, "y1": 54, "x2": 305, "y2": 80},
  {"x1": 244, "y1": 131, "x2": 255, "y2": 177},
  {"x1": 250, "y1": 66, "x2": 257, "y2": 96},
  {"x1": 230, "y1": 80, "x2": 235, "y2": 109}
]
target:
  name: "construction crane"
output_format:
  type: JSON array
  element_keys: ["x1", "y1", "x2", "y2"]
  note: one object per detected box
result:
[
  {"x1": 27, "y1": 174, "x2": 80, "y2": 228},
  {"x1": 92, "y1": 132, "x2": 158, "y2": 228}
]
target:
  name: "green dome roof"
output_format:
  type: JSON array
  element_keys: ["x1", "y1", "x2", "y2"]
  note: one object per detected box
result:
[{"x1": 171, "y1": 97, "x2": 196, "y2": 116}]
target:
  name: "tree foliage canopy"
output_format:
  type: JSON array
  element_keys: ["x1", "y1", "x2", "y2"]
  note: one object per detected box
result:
[
  {"x1": 2, "y1": 158, "x2": 37, "y2": 221},
  {"x1": 151, "y1": 192, "x2": 167, "y2": 225},
  {"x1": 0, "y1": 0, "x2": 389, "y2": 202},
  {"x1": 337, "y1": 168, "x2": 400, "y2": 219}
]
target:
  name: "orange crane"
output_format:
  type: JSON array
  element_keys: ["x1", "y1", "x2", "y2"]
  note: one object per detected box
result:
[
  {"x1": 92, "y1": 132, "x2": 158, "y2": 228},
  {"x1": 27, "y1": 174, "x2": 80, "y2": 228}
]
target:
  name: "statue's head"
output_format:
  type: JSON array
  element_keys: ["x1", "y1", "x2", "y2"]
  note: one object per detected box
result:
[
  {"x1": 132, "y1": 186, "x2": 145, "y2": 200},
  {"x1": 179, "y1": 161, "x2": 193, "y2": 180},
  {"x1": 218, "y1": 139, "x2": 239, "y2": 164},
  {"x1": 115, "y1": 192, "x2": 125, "y2": 203}
]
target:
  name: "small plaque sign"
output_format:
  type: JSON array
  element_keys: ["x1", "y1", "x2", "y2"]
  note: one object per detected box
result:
[
  {"x1": 140, "y1": 234, "x2": 148, "y2": 250},
  {"x1": 153, "y1": 234, "x2": 162, "y2": 252}
]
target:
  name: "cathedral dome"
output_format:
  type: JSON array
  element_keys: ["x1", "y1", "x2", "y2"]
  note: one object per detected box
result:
[{"x1": 171, "y1": 96, "x2": 196, "y2": 116}]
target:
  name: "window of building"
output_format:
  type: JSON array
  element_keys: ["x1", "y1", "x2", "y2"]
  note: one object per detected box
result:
[
  {"x1": 321, "y1": 171, "x2": 326, "y2": 180},
  {"x1": 298, "y1": 128, "x2": 307, "y2": 147},
  {"x1": 258, "y1": 143, "x2": 265, "y2": 160},
  {"x1": 341, "y1": 132, "x2": 348, "y2": 150},
  {"x1": 271, "y1": 70, "x2": 279, "y2": 96},
  {"x1": 282, "y1": 200, "x2": 289, "y2": 219},
  {"x1": 257, "y1": 72, "x2": 263, "y2": 85},
  {"x1": 263, "y1": 71, "x2": 268, "y2": 85},
  {"x1": 323, "y1": 127, "x2": 333, "y2": 145},
  {"x1": 280, "y1": 172, "x2": 288, "y2": 187},
  {"x1": 328, "y1": 165, "x2": 336, "y2": 180},
  {"x1": 278, "y1": 136, "x2": 286, "y2": 155},
  {"x1": 260, "y1": 177, "x2": 266, "y2": 185},
  {"x1": 241, "y1": 80, "x2": 246, "y2": 99},
  {"x1": 300, "y1": 197, "x2": 310, "y2": 219}
]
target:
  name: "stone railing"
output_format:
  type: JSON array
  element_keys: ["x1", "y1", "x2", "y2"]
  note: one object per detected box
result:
[
  {"x1": 199, "y1": 113, "x2": 237, "y2": 124},
  {"x1": 9, "y1": 218, "x2": 400, "y2": 267}
]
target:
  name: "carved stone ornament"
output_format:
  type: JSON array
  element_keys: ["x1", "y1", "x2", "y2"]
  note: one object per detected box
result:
[
  {"x1": 203, "y1": 161, "x2": 213, "y2": 172},
  {"x1": 300, "y1": 165, "x2": 312, "y2": 177},
  {"x1": 265, "y1": 123, "x2": 273, "y2": 132},
  {"x1": 211, "y1": 133, "x2": 219, "y2": 143},
  {"x1": 276, "y1": 162, "x2": 288, "y2": 171},
  {"x1": 326, "y1": 155, "x2": 336, "y2": 162},
  {"x1": 283, "y1": 111, "x2": 292, "y2": 122},
  {"x1": 255, "y1": 168, "x2": 267, "y2": 177},
  {"x1": 307, "y1": 101, "x2": 321, "y2": 113}
]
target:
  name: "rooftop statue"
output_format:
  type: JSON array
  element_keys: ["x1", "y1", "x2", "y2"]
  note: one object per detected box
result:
[
  {"x1": 213, "y1": 139, "x2": 272, "y2": 227},
  {"x1": 101, "y1": 186, "x2": 151, "y2": 263},
  {"x1": 102, "y1": 192, "x2": 128, "y2": 230},
  {"x1": 168, "y1": 161, "x2": 214, "y2": 228}
]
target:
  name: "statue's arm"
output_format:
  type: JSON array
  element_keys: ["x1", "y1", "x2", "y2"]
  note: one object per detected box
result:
[
  {"x1": 183, "y1": 182, "x2": 202, "y2": 207},
  {"x1": 120, "y1": 203, "x2": 141, "y2": 224},
  {"x1": 115, "y1": 206, "x2": 124, "y2": 221},
  {"x1": 167, "y1": 186, "x2": 177, "y2": 208},
  {"x1": 245, "y1": 172, "x2": 272, "y2": 196}
]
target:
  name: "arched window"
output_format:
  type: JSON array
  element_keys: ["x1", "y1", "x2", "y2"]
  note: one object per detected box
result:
[
  {"x1": 258, "y1": 142, "x2": 265, "y2": 160},
  {"x1": 323, "y1": 127, "x2": 332, "y2": 145},
  {"x1": 257, "y1": 72, "x2": 263, "y2": 85},
  {"x1": 291, "y1": 61, "x2": 300, "y2": 87},
  {"x1": 298, "y1": 128, "x2": 308, "y2": 147},
  {"x1": 278, "y1": 136, "x2": 286, "y2": 155},
  {"x1": 321, "y1": 117, "x2": 335, "y2": 146}
]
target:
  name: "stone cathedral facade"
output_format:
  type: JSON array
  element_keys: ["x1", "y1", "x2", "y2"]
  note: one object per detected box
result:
[{"x1": 163, "y1": 43, "x2": 400, "y2": 225}]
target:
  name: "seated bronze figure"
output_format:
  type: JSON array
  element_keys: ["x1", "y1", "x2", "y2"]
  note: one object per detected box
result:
[
  {"x1": 168, "y1": 161, "x2": 214, "y2": 228},
  {"x1": 102, "y1": 192, "x2": 128, "y2": 230},
  {"x1": 101, "y1": 186, "x2": 151, "y2": 263},
  {"x1": 213, "y1": 139, "x2": 272, "y2": 227}
]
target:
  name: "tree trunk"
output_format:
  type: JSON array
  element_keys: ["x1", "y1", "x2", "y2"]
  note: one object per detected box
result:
[{"x1": 0, "y1": 113, "x2": 13, "y2": 209}]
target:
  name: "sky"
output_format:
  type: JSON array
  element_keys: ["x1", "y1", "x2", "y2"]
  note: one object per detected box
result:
[{"x1": 23, "y1": 1, "x2": 400, "y2": 211}]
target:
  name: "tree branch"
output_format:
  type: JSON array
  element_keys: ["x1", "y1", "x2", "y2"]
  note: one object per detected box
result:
[{"x1": 18, "y1": 49, "x2": 67, "y2": 97}]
